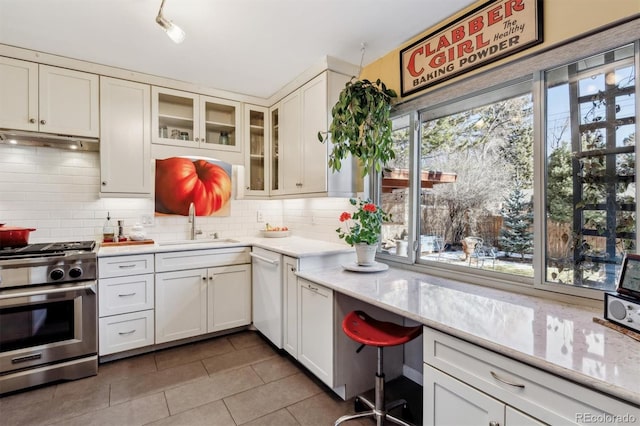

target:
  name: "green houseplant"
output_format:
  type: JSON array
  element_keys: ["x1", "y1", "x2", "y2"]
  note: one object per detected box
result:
[
  {"x1": 317, "y1": 78, "x2": 397, "y2": 176},
  {"x1": 337, "y1": 198, "x2": 391, "y2": 265}
]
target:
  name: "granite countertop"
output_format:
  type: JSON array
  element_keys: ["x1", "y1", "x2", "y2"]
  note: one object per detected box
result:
[
  {"x1": 295, "y1": 265, "x2": 640, "y2": 406},
  {"x1": 97, "y1": 236, "x2": 353, "y2": 259}
]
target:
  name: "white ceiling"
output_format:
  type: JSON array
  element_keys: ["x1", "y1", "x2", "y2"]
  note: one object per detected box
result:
[{"x1": 0, "y1": 0, "x2": 477, "y2": 99}]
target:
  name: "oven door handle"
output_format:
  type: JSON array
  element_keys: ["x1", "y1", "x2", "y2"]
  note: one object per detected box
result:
[{"x1": 0, "y1": 282, "x2": 97, "y2": 300}]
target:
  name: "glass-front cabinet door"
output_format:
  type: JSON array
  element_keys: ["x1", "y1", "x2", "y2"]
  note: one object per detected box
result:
[
  {"x1": 244, "y1": 104, "x2": 269, "y2": 196},
  {"x1": 199, "y1": 96, "x2": 240, "y2": 151},
  {"x1": 152, "y1": 86, "x2": 240, "y2": 152},
  {"x1": 270, "y1": 105, "x2": 280, "y2": 193},
  {"x1": 152, "y1": 86, "x2": 198, "y2": 146}
]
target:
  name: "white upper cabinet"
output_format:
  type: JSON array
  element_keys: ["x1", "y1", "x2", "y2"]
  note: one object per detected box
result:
[
  {"x1": 0, "y1": 57, "x2": 99, "y2": 137},
  {"x1": 0, "y1": 57, "x2": 37, "y2": 131},
  {"x1": 244, "y1": 104, "x2": 270, "y2": 196},
  {"x1": 151, "y1": 86, "x2": 241, "y2": 152},
  {"x1": 99, "y1": 77, "x2": 151, "y2": 197},
  {"x1": 274, "y1": 70, "x2": 359, "y2": 197},
  {"x1": 278, "y1": 89, "x2": 302, "y2": 195}
]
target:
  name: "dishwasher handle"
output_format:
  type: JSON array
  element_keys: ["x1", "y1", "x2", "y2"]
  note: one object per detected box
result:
[{"x1": 250, "y1": 252, "x2": 280, "y2": 266}]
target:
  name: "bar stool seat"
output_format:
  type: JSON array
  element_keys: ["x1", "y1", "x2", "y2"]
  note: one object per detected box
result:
[{"x1": 336, "y1": 310, "x2": 422, "y2": 426}]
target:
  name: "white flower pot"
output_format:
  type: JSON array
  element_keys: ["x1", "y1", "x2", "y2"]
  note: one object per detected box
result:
[{"x1": 355, "y1": 243, "x2": 377, "y2": 266}]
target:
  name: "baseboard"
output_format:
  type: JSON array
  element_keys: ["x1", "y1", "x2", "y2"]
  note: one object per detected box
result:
[{"x1": 403, "y1": 364, "x2": 423, "y2": 385}]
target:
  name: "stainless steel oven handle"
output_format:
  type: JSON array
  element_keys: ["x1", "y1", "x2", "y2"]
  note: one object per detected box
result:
[{"x1": 0, "y1": 282, "x2": 97, "y2": 300}]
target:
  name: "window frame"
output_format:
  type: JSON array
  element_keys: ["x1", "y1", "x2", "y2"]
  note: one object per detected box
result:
[{"x1": 377, "y1": 21, "x2": 640, "y2": 302}]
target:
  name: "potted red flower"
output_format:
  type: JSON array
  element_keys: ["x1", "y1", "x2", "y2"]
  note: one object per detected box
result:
[{"x1": 337, "y1": 198, "x2": 390, "y2": 265}]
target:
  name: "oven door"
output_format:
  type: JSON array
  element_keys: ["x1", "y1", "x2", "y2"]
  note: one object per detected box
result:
[{"x1": 0, "y1": 281, "x2": 97, "y2": 374}]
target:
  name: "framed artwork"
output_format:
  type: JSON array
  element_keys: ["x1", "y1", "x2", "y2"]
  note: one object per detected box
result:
[
  {"x1": 400, "y1": 0, "x2": 543, "y2": 97},
  {"x1": 155, "y1": 156, "x2": 232, "y2": 217}
]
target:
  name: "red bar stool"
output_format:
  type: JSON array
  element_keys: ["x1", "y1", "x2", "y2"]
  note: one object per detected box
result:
[{"x1": 335, "y1": 310, "x2": 423, "y2": 426}]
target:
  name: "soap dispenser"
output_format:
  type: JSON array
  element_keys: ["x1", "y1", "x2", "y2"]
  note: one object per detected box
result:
[{"x1": 103, "y1": 212, "x2": 115, "y2": 242}]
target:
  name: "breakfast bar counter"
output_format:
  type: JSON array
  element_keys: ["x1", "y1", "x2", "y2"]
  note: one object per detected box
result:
[{"x1": 295, "y1": 264, "x2": 640, "y2": 408}]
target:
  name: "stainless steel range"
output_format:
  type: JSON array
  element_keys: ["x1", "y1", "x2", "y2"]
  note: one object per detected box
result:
[{"x1": 0, "y1": 241, "x2": 98, "y2": 395}]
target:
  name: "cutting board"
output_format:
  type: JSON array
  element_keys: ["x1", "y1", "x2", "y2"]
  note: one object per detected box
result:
[{"x1": 101, "y1": 239, "x2": 155, "y2": 247}]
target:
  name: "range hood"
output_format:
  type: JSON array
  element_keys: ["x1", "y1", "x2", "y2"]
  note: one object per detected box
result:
[{"x1": 0, "y1": 129, "x2": 99, "y2": 152}]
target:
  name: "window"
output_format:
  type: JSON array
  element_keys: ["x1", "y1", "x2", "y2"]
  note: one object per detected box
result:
[
  {"x1": 378, "y1": 39, "x2": 638, "y2": 299},
  {"x1": 380, "y1": 115, "x2": 412, "y2": 259},
  {"x1": 544, "y1": 44, "x2": 636, "y2": 291},
  {"x1": 418, "y1": 82, "x2": 534, "y2": 278}
]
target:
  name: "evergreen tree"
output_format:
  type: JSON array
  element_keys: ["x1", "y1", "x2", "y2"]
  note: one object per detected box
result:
[
  {"x1": 546, "y1": 142, "x2": 573, "y2": 223},
  {"x1": 499, "y1": 181, "x2": 533, "y2": 260}
]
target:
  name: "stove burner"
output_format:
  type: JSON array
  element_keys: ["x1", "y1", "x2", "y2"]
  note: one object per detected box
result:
[
  {"x1": 0, "y1": 240, "x2": 95, "y2": 258},
  {"x1": 0, "y1": 240, "x2": 97, "y2": 288}
]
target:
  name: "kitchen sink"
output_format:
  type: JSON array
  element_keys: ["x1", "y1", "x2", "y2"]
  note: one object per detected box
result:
[{"x1": 158, "y1": 238, "x2": 240, "y2": 246}]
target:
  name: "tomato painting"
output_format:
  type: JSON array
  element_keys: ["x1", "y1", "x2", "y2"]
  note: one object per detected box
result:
[{"x1": 155, "y1": 157, "x2": 232, "y2": 216}]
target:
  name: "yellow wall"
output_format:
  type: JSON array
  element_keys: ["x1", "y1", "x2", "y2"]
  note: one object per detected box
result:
[{"x1": 361, "y1": 0, "x2": 640, "y2": 101}]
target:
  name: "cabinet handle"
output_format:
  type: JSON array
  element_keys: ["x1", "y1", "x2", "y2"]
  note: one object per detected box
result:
[
  {"x1": 290, "y1": 266, "x2": 296, "y2": 272},
  {"x1": 296, "y1": 182, "x2": 303, "y2": 187},
  {"x1": 202, "y1": 276, "x2": 207, "y2": 281},
  {"x1": 250, "y1": 252, "x2": 279, "y2": 265},
  {"x1": 490, "y1": 371, "x2": 525, "y2": 389},
  {"x1": 118, "y1": 292, "x2": 136, "y2": 297},
  {"x1": 118, "y1": 330, "x2": 136, "y2": 336},
  {"x1": 40, "y1": 119, "x2": 46, "y2": 125},
  {"x1": 29, "y1": 118, "x2": 36, "y2": 123},
  {"x1": 209, "y1": 276, "x2": 214, "y2": 280},
  {"x1": 102, "y1": 181, "x2": 107, "y2": 186},
  {"x1": 489, "y1": 422, "x2": 500, "y2": 426},
  {"x1": 306, "y1": 283, "x2": 328, "y2": 297},
  {"x1": 118, "y1": 264, "x2": 136, "y2": 269}
]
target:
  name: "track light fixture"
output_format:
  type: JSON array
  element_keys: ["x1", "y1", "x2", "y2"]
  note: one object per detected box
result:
[{"x1": 156, "y1": 0, "x2": 185, "y2": 44}]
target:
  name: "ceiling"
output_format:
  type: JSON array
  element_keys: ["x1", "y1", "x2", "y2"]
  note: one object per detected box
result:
[{"x1": 0, "y1": 0, "x2": 477, "y2": 99}]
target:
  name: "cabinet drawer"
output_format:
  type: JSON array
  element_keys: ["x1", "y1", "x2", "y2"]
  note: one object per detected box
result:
[
  {"x1": 99, "y1": 310, "x2": 154, "y2": 355},
  {"x1": 424, "y1": 327, "x2": 640, "y2": 424},
  {"x1": 155, "y1": 247, "x2": 250, "y2": 272},
  {"x1": 99, "y1": 274, "x2": 154, "y2": 317},
  {"x1": 99, "y1": 254, "x2": 154, "y2": 278}
]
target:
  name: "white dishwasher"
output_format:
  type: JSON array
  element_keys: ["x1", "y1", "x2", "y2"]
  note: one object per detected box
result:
[{"x1": 251, "y1": 247, "x2": 283, "y2": 348}]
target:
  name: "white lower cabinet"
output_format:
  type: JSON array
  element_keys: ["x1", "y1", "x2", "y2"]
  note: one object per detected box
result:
[
  {"x1": 155, "y1": 250, "x2": 251, "y2": 344},
  {"x1": 98, "y1": 254, "x2": 155, "y2": 356},
  {"x1": 283, "y1": 256, "x2": 299, "y2": 357},
  {"x1": 99, "y1": 310, "x2": 154, "y2": 356},
  {"x1": 424, "y1": 365, "x2": 544, "y2": 426},
  {"x1": 297, "y1": 278, "x2": 334, "y2": 386},
  {"x1": 207, "y1": 264, "x2": 251, "y2": 332},
  {"x1": 423, "y1": 327, "x2": 640, "y2": 426},
  {"x1": 155, "y1": 268, "x2": 207, "y2": 344}
]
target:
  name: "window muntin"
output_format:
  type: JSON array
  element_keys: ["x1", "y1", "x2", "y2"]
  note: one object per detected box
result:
[{"x1": 544, "y1": 44, "x2": 636, "y2": 291}]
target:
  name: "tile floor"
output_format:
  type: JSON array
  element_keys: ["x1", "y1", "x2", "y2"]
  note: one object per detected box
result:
[{"x1": 0, "y1": 331, "x2": 421, "y2": 426}]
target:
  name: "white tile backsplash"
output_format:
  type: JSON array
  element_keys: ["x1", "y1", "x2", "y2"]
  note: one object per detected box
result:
[{"x1": 0, "y1": 145, "x2": 352, "y2": 246}]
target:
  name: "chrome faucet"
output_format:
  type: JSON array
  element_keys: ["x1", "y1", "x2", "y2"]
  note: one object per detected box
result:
[{"x1": 188, "y1": 202, "x2": 202, "y2": 240}]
